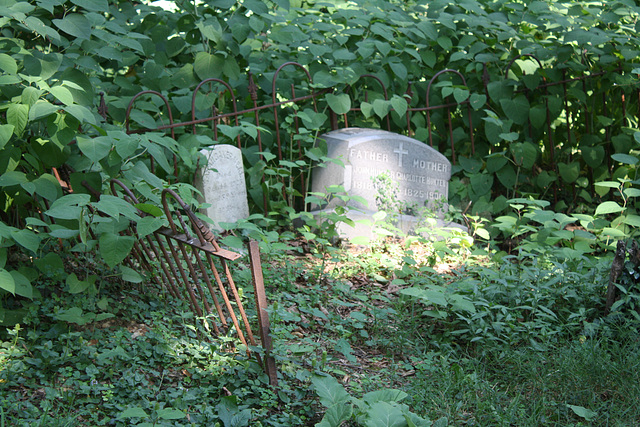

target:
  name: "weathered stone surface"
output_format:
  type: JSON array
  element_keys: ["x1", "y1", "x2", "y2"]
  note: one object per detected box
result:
[
  {"x1": 196, "y1": 144, "x2": 249, "y2": 231},
  {"x1": 312, "y1": 128, "x2": 451, "y2": 213},
  {"x1": 311, "y1": 128, "x2": 462, "y2": 240}
]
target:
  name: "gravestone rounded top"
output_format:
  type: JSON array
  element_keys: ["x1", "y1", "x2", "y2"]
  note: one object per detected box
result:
[
  {"x1": 312, "y1": 128, "x2": 451, "y2": 213},
  {"x1": 195, "y1": 144, "x2": 249, "y2": 231}
]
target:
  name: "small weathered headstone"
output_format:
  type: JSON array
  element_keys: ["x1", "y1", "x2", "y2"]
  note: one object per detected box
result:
[
  {"x1": 196, "y1": 144, "x2": 249, "y2": 231},
  {"x1": 311, "y1": 128, "x2": 461, "y2": 239}
]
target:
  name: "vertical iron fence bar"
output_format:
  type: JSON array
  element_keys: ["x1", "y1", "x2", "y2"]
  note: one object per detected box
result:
[
  {"x1": 247, "y1": 73, "x2": 269, "y2": 214},
  {"x1": 221, "y1": 259, "x2": 257, "y2": 347},
  {"x1": 191, "y1": 78, "x2": 241, "y2": 148},
  {"x1": 248, "y1": 241, "x2": 277, "y2": 386},
  {"x1": 147, "y1": 234, "x2": 182, "y2": 299},
  {"x1": 191, "y1": 254, "x2": 227, "y2": 334},
  {"x1": 405, "y1": 82, "x2": 413, "y2": 137},
  {"x1": 124, "y1": 90, "x2": 176, "y2": 175},
  {"x1": 162, "y1": 236, "x2": 205, "y2": 319},
  {"x1": 206, "y1": 253, "x2": 250, "y2": 352}
]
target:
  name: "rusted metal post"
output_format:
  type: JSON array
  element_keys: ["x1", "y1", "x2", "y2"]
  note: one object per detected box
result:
[{"x1": 248, "y1": 241, "x2": 278, "y2": 386}]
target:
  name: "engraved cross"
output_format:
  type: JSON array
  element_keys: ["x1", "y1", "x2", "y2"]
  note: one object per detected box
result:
[{"x1": 394, "y1": 143, "x2": 408, "y2": 167}]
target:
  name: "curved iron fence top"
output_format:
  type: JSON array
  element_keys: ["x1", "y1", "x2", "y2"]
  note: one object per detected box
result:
[
  {"x1": 191, "y1": 77, "x2": 240, "y2": 141},
  {"x1": 125, "y1": 90, "x2": 176, "y2": 140}
]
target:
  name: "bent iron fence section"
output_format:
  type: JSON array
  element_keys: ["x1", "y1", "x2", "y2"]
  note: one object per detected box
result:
[{"x1": 109, "y1": 179, "x2": 277, "y2": 386}]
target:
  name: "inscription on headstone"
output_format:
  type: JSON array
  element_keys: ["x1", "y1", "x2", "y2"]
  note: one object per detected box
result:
[
  {"x1": 196, "y1": 144, "x2": 249, "y2": 231},
  {"x1": 313, "y1": 128, "x2": 451, "y2": 214}
]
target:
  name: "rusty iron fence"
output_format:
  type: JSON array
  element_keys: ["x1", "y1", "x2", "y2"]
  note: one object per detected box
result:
[
  {"x1": 107, "y1": 178, "x2": 277, "y2": 385},
  {"x1": 121, "y1": 58, "x2": 639, "y2": 211}
]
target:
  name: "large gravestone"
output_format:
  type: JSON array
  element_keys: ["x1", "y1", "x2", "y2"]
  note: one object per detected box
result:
[
  {"x1": 196, "y1": 144, "x2": 249, "y2": 231},
  {"x1": 312, "y1": 128, "x2": 461, "y2": 239}
]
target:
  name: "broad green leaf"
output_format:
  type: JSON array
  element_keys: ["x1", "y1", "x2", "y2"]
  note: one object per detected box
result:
[
  {"x1": 11, "y1": 229, "x2": 41, "y2": 254},
  {"x1": 470, "y1": 173, "x2": 493, "y2": 197},
  {"x1": 194, "y1": 51, "x2": 224, "y2": 80},
  {"x1": 475, "y1": 227, "x2": 490, "y2": 239},
  {"x1": 500, "y1": 95, "x2": 530, "y2": 125},
  {"x1": 21, "y1": 86, "x2": 41, "y2": 107},
  {"x1": 450, "y1": 294, "x2": 476, "y2": 313},
  {"x1": 99, "y1": 233, "x2": 134, "y2": 268},
  {"x1": 121, "y1": 266, "x2": 143, "y2": 283},
  {"x1": 0, "y1": 269, "x2": 16, "y2": 295},
  {"x1": 222, "y1": 56, "x2": 240, "y2": 80},
  {"x1": 156, "y1": 408, "x2": 186, "y2": 420},
  {"x1": 316, "y1": 404, "x2": 352, "y2": 427},
  {"x1": 459, "y1": 156, "x2": 482, "y2": 173},
  {"x1": 500, "y1": 132, "x2": 519, "y2": 142},
  {"x1": 453, "y1": 88, "x2": 469, "y2": 104},
  {"x1": 95, "y1": 313, "x2": 115, "y2": 322},
  {"x1": 558, "y1": 162, "x2": 580, "y2": 183},
  {"x1": 93, "y1": 195, "x2": 139, "y2": 220},
  {"x1": 135, "y1": 203, "x2": 163, "y2": 218},
  {"x1": 595, "y1": 201, "x2": 625, "y2": 216},
  {"x1": 363, "y1": 389, "x2": 408, "y2": 404},
  {"x1": 55, "y1": 307, "x2": 93, "y2": 325},
  {"x1": 67, "y1": 273, "x2": 90, "y2": 294},
  {"x1": 373, "y1": 40, "x2": 391, "y2": 56},
  {"x1": 7, "y1": 104, "x2": 29, "y2": 136},
  {"x1": 363, "y1": 401, "x2": 406, "y2": 427},
  {"x1": 50, "y1": 86, "x2": 74, "y2": 106},
  {"x1": 115, "y1": 135, "x2": 140, "y2": 159},
  {"x1": 326, "y1": 93, "x2": 351, "y2": 115},
  {"x1": 70, "y1": 0, "x2": 109, "y2": 12},
  {"x1": 623, "y1": 215, "x2": 640, "y2": 227},
  {"x1": 594, "y1": 181, "x2": 621, "y2": 189},
  {"x1": 389, "y1": 61, "x2": 407, "y2": 80},
  {"x1": 29, "y1": 100, "x2": 59, "y2": 121},
  {"x1": 48, "y1": 225, "x2": 79, "y2": 239},
  {"x1": 582, "y1": 146, "x2": 604, "y2": 168},
  {"x1": 390, "y1": 96, "x2": 408, "y2": 118},
  {"x1": 0, "y1": 53, "x2": 17, "y2": 74},
  {"x1": 469, "y1": 93, "x2": 486, "y2": 110},
  {"x1": 64, "y1": 105, "x2": 96, "y2": 124},
  {"x1": 401, "y1": 286, "x2": 447, "y2": 307},
  {"x1": 33, "y1": 174, "x2": 62, "y2": 201},
  {"x1": 311, "y1": 375, "x2": 351, "y2": 408},
  {"x1": 0, "y1": 171, "x2": 28, "y2": 187},
  {"x1": 611, "y1": 153, "x2": 638, "y2": 165},
  {"x1": 511, "y1": 142, "x2": 537, "y2": 168},
  {"x1": 45, "y1": 204, "x2": 82, "y2": 220},
  {"x1": 136, "y1": 216, "x2": 164, "y2": 237},
  {"x1": 298, "y1": 109, "x2": 327, "y2": 129},
  {"x1": 334, "y1": 48, "x2": 357, "y2": 61},
  {"x1": 128, "y1": 110, "x2": 157, "y2": 130},
  {"x1": 416, "y1": 21, "x2": 437, "y2": 40},
  {"x1": 77, "y1": 135, "x2": 112, "y2": 163},
  {"x1": 196, "y1": 18, "x2": 223, "y2": 44},
  {"x1": 437, "y1": 36, "x2": 452, "y2": 50},
  {"x1": 360, "y1": 101, "x2": 373, "y2": 118},
  {"x1": 623, "y1": 188, "x2": 640, "y2": 198},
  {"x1": 9, "y1": 270, "x2": 32, "y2": 299},
  {"x1": 529, "y1": 105, "x2": 546, "y2": 128},
  {"x1": 567, "y1": 405, "x2": 597, "y2": 421},
  {"x1": 372, "y1": 99, "x2": 391, "y2": 119},
  {"x1": 0, "y1": 124, "x2": 14, "y2": 149},
  {"x1": 53, "y1": 14, "x2": 92, "y2": 40},
  {"x1": 144, "y1": 143, "x2": 172, "y2": 173},
  {"x1": 34, "y1": 252, "x2": 64, "y2": 278}
]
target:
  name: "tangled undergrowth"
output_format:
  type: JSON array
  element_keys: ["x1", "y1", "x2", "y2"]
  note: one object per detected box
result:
[{"x1": 2, "y1": 237, "x2": 640, "y2": 426}]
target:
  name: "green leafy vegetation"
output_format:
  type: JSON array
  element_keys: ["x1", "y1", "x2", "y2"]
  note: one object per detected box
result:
[{"x1": 2, "y1": 0, "x2": 640, "y2": 425}]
